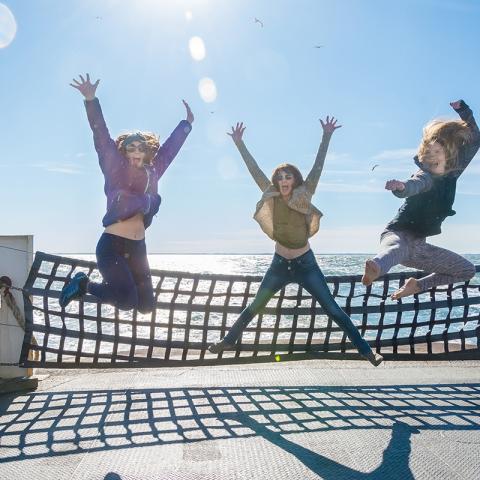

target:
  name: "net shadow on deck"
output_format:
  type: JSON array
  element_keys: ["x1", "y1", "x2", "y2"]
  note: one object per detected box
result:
[
  {"x1": 1, "y1": 383, "x2": 479, "y2": 477},
  {"x1": 19, "y1": 252, "x2": 480, "y2": 368}
]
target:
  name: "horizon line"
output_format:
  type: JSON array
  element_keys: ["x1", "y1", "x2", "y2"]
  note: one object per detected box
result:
[{"x1": 52, "y1": 251, "x2": 480, "y2": 256}]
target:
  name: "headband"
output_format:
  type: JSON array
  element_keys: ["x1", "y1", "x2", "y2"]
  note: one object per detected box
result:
[{"x1": 122, "y1": 132, "x2": 147, "y2": 148}]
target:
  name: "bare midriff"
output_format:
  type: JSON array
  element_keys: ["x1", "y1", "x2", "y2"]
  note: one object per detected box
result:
[
  {"x1": 275, "y1": 241, "x2": 310, "y2": 259},
  {"x1": 104, "y1": 212, "x2": 145, "y2": 240}
]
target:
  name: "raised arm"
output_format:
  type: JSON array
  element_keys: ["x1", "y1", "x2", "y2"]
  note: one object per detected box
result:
[
  {"x1": 228, "y1": 122, "x2": 271, "y2": 192},
  {"x1": 70, "y1": 74, "x2": 122, "y2": 176},
  {"x1": 71, "y1": 74, "x2": 115, "y2": 152},
  {"x1": 152, "y1": 100, "x2": 193, "y2": 178},
  {"x1": 304, "y1": 116, "x2": 342, "y2": 194},
  {"x1": 450, "y1": 99, "x2": 480, "y2": 170}
]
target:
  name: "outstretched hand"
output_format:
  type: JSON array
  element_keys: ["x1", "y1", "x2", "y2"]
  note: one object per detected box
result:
[
  {"x1": 70, "y1": 73, "x2": 100, "y2": 101},
  {"x1": 227, "y1": 122, "x2": 246, "y2": 144},
  {"x1": 450, "y1": 100, "x2": 462, "y2": 110},
  {"x1": 385, "y1": 179, "x2": 406, "y2": 192},
  {"x1": 182, "y1": 100, "x2": 194, "y2": 124},
  {"x1": 320, "y1": 115, "x2": 342, "y2": 134}
]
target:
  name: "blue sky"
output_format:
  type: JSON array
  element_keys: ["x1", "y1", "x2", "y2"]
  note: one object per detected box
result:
[{"x1": 1, "y1": 0, "x2": 479, "y2": 253}]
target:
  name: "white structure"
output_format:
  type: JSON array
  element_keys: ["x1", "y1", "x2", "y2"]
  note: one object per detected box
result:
[{"x1": 0, "y1": 235, "x2": 34, "y2": 378}]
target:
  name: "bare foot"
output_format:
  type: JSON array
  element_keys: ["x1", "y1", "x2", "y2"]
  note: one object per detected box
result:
[
  {"x1": 362, "y1": 259, "x2": 381, "y2": 286},
  {"x1": 391, "y1": 277, "x2": 421, "y2": 300}
]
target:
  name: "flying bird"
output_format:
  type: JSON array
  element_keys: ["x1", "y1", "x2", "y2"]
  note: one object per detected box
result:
[
  {"x1": 254, "y1": 17, "x2": 264, "y2": 28},
  {"x1": 371, "y1": 164, "x2": 379, "y2": 171},
  {"x1": 314, "y1": 45, "x2": 324, "y2": 48}
]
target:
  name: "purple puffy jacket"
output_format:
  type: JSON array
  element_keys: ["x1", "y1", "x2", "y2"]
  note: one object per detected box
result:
[{"x1": 84, "y1": 98, "x2": 192, "y2": 228}]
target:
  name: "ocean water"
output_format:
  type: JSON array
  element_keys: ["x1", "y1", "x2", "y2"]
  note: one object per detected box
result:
[{"x1": 64, "y1": 253, "x2": 480, "y2": 278}]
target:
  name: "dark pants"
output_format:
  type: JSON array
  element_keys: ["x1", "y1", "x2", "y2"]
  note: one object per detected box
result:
[
  {"x1": 223, "y1": 250, "x2": 372, "y2": 355},
  {"x1": 87, "y1": 233, "x2": 154, "y2": 313}
]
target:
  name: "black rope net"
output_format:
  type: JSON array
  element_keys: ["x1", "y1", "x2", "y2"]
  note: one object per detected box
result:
[{"x1": 19, "y1": 252, "x2": 480, "y2": 368}]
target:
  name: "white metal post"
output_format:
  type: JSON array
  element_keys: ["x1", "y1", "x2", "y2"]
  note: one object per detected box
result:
[{"x1": 0, "y1": 235, "x2": 34, "y2": 378}]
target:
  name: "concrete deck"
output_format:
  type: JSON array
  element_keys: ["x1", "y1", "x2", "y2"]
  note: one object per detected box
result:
[{"x1": 1, "y1": 360, "x2": 479, "y2": 479}]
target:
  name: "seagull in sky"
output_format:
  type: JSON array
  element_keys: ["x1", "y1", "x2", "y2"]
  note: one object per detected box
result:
[
  {"x1": 254, "y1": 17, "x2": 264, "y2": 28},
  {"x1": 371, "y1": 164, "x2": 379, "y2": 171}
]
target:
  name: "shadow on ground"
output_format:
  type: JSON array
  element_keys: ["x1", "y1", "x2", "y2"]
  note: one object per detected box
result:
[{"x1": 1, "y1": 383, "x2": 479, "y2": 478}]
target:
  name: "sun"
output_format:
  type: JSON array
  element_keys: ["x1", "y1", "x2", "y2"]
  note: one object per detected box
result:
[{"x1": 0, "y1": 3, "x2": 17, "y2": 49}]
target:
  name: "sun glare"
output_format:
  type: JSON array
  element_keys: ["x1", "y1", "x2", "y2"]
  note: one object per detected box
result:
[
  {"x1": 198, "y1": 77, "x2": 217, "y2": 103},
  {"x1": 189, "y1": 36, "x2": 206, "y2": 61},
  {"x1": 0, "y1": 3, "x2": 17, "y2": 48}
]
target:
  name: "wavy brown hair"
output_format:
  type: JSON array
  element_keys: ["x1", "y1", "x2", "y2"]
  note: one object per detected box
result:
[
  {"x1": 271, "y1": 163, "x2": 304, "y2": 191},
  {"x1": 115, "y1": 132, "x2": 160, "y2": 165},
  {"x1": 418, "y1": 119, "x2": 472, "y2": 173}
]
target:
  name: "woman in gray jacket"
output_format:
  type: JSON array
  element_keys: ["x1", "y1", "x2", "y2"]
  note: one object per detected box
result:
[{"x1": 362, "y1": 100, "x2": 479, "y2": 299}]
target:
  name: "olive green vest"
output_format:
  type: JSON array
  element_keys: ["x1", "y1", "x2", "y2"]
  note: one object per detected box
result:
[{"x1": 272, "y1": 196, "x2": 309, "y2": 248}]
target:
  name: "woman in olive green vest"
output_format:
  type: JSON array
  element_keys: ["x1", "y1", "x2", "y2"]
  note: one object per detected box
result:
[{"x1": 208, "y1": 117, "x2": 383, "y2": 366}]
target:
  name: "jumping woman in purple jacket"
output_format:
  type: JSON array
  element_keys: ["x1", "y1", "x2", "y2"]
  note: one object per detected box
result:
[{"x1": 60, "y1": 74, "x2": 193, "y2": 312}]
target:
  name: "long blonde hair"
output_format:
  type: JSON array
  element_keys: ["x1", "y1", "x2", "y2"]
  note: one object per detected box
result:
[
  {"x1": 115, "y1": 132, "x2": 160, "y2": 165},
  {"x1": 418, "y1": 119, "x2": 471, "y2": 173}
]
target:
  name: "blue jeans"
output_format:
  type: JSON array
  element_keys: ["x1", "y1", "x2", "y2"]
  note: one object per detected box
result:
[
  {"x1": 87, "y1": 233, "x2": 154, "y2": 313},
  {"x1": 223, "y1": 250, "x2": 372, "y2": 355}
]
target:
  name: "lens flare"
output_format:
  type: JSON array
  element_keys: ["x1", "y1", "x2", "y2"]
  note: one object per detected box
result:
[
  {"x1": 185, "y1": 10, "x2": 193, "y2": 21},
  {"x1": 217, "y1": 156, "x2": 239, "y2": 180},
  {"x1": 198, "y1": 77, "x2": 217, "y2": 103},
  {"x1": 189, "y1": 36, "x2": 206, "y2": 61},
  {"x1": 0, "y1": 3, "x2": 17, "y2": 48}
]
